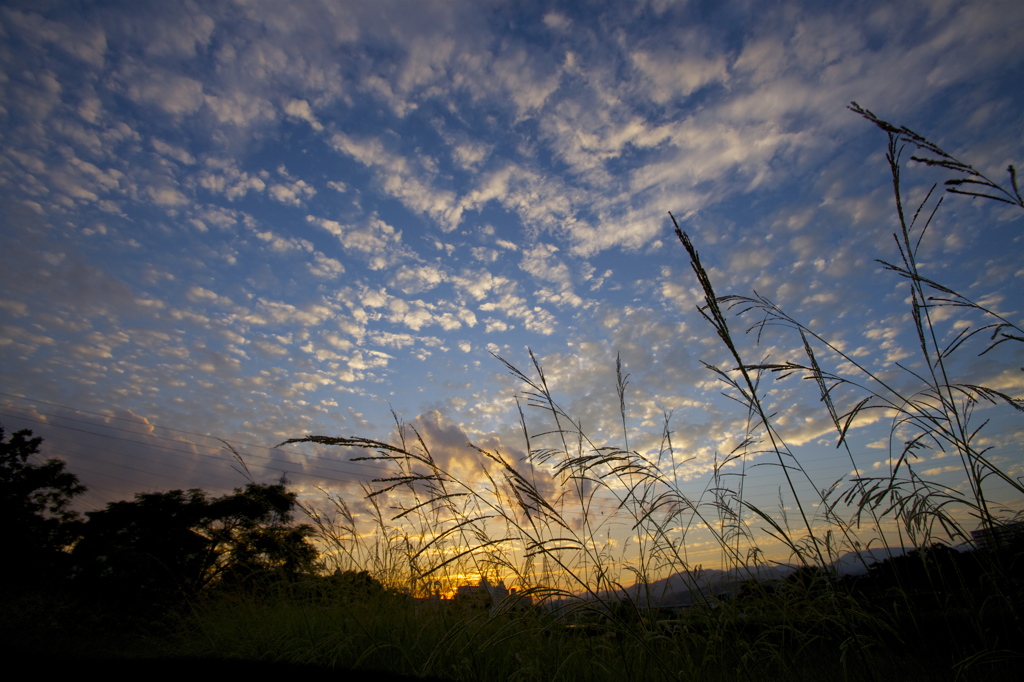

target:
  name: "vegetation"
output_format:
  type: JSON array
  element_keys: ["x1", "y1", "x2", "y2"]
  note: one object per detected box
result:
[
  {"x1": 5, "y1": 104, "x2": 1022, "y2": 680},
  {"x1": 71, "y1": 482, "x2": 319, "y2": 613},
  {"x1": 0, "y1": 424, "x2": 85, "y2": 585},
  {"x1": 268, "y1": 103, "x2": 1023, "y2": 679}
]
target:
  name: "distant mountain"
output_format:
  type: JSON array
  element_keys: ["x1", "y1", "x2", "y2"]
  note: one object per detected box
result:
[
  {"x1": 604, "y1": 563, "x2": 797, "y2": 608},
  {"x1": 827, "y1": 547, "x2": 911, "y2": 577},
  {"x1": 597, "y1": 547, "x2": 917, "y2": 607}
]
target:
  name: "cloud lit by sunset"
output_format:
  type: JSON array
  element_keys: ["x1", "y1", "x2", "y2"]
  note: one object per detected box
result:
[{"x1": 1, "y1": 0, "x2": 1021, "y2": 575}]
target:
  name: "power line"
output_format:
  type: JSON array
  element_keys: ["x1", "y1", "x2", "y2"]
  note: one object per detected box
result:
[
  {"x1": 0, "y1": 391, "x2": 277, "y2": 452},
  {"x1": 2, "y1": 393, "x2": 1014, "y2": 522},
  {"x1": 0, "y1": 404, "x2": 228, "y2": 451},
  {"x1": 0, "y1": 402, "x2": 394, "y2": 479}
]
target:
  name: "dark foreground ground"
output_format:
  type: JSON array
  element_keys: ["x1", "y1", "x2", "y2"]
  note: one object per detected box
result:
[{"x1": 47, "y1": 656, "x2": 456, "y2": 680}]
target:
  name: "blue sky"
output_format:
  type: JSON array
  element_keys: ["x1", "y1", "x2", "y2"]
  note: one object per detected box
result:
[{"x1": 1, "y1": 0, "x2": 1022, "y2": 570}]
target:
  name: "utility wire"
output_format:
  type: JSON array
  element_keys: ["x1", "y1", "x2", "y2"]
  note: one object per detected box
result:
[{"x1": 3, "y1": 393, "x2": 1011, "y2": 521}]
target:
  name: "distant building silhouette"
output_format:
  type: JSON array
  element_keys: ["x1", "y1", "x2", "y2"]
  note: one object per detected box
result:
[
  {"x1": 454, "y1": 575, "x2": 532, "y2": 609},
  {"x1": 455, "y1": 575, "x2": 504, "y2": 605}
]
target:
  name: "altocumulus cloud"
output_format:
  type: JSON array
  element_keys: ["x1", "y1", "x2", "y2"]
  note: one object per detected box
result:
[{"x1": 0, "y1": 1, "x2": 1020, "y2": 543}]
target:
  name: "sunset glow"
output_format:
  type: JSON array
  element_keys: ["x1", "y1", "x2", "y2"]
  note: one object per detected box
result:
[{"x1": 1, "y1": 0, "x2": 1021, "y2": 580}]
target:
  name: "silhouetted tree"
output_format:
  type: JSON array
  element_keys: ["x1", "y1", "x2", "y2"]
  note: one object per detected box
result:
[
  {"x1": 330, "y1": 569, "x2": 389, "y2": 598},
  {"x1": 72, "y1": 482, "x2": 319, "y2": 612},
  {"x1": 0, "y1": 424, "x2": 85, "y2": 585},
  {"x1": 206, "y1": 482, "x2": 321, "y2": 588},
  {"x1": 71, "y1": 488, "x2": 214, "y2": 607}
]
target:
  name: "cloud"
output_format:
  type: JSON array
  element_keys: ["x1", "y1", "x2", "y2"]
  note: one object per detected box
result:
[
  {"x1": 199, "y1": 159, "x2": 268, "y2": 199},
  {"x1": 147, "y1": 185, "x2": 189, "y2": 206},
  {"x1": 308, "y1": 252, "x2": 345, "y2": 279},
  {"x1": 122, "y1": 68, "x2": 206, "y2": 116},
  {"x1": 391, "y1": 263, "x2": 446, "y2": 294},
  {"x1": 0, "y1": 0, "x2": 1020, "y2": 567},
  {"x1": 307, "y1": 215, "x2": 406, "y2": 268},
  {"x1": 630, "y1": 48, "x2": 729, "y2": 103},
  {"x1": 284, "y1": 98, "x2": 324, "y2": 131},
  {"x1": 395, "y1": 410, "x2": 551, "y2": 501},
  {"x1": 203, "y1": 90, "x2": 277, "y2": 127},
  {"x1": 152, "y1": 138, "x2": 196, "y2": 165},
  {"x1": 543, "y1": 13, "x2": 571, "y2": 30},
  {"x1": 484, "y1": 318, "x2": 509, "y2": 334},
  {"x1": 140, "y1": 7, "x2": 215, "y2": 58},
  {"x1": 268, "y1": 178, "x2": 316, "y2": 206},
  {"x1": 2, "y1": 7, "x2": 107, "y2": 67},
  {"x1": 186, "y1": 286, "x2": 235, "y2": 308},
  {"x1": 330, "y1": 131, "x2": 463, "y2": 231},
  {"x1": 450, "y1": 140, "x2": 490, "y2": 170},
  {"x1": 520, "y1": 243, "x2": 570, "y2": 284}
]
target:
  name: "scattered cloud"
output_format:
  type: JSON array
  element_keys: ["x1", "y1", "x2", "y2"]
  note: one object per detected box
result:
[{"x1": 0, "y1": 0, "x2": 1020, "y2": 564}]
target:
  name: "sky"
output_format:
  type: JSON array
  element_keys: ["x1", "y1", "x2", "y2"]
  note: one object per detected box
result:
[{"x1": 1, "y1": 0, "x2": 1022, "y2": 575}]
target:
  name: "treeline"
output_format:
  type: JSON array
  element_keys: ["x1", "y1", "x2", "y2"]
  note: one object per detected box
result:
[
  {"x1": 6, "y1": 420, "x2": 1023, "y2": 614},
  {"x1": 1, "y1": 423, "x2": 347, "y2": 618},
  {"x1": 5, "y1": 421, "x2": 1024, "y2": 679}
]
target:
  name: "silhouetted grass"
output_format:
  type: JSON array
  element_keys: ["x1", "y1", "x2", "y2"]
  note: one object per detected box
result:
[
  {"x1": 36, "y1": 105, "x2": 1020, "y2": 681},
  {"x1": 253, "y1": 104, "x2": 1024, "y2": 681}
]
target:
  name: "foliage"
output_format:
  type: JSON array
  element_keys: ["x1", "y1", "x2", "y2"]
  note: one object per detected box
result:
[
  {"x1": 328, "y1": 569, "x2": 392, "y2": 598},
  {"x1": 0, "y1": 423, "x2": 86, "y2": 583},
  {"x1": 72, "y1": 482, "x2": 319, "y2": 611}
]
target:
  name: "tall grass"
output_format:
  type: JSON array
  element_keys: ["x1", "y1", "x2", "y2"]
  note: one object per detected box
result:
[
  {"x1": 195, "y1": 104, "x2": 1023, "y2": 680},
  {"x1": 680, "y1": 103, "x2": 1024, "y2": 560}
]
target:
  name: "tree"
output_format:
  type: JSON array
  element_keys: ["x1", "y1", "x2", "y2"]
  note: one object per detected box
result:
[
  {"x1": 72, "y1": 482, "x2": 320, "y2": 610},
  {"x1": 71, "y1": 488, "x2": 215, "y2": 606},
  {"x1": 0, "y1": 424, "x2": 86, "y2": 583},
  {"x1": 203, "y1": 481, "x2": 320, "y2": 585}
]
